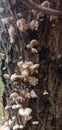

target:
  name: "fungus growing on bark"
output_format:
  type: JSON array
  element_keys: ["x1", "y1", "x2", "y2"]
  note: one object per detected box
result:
[
  {"x1": 30, "y1": 20, "x2": 39, "y2": 31},
  {"x1": 17, "y1": 19, "x2": 27, "y2": 32},
  {"x1": 1, "y1": 17, "x2": 13, "y2": 24},
  {"x1": 28, "y1": 77, "x2": 38, "y2": 86},
  {"x1": 41, "y1": 0, "x2": 50, "y2": 8},
  {"x1": 19, "y1": 107, "x2": 32, "y2": 117},
  {"x1": 12, "y1": 104, "x2": 22, "y2": 110},
  {"x1": 10, "y1": 93, "x2": 19, "y2": 100},
  {"x1": 8, "y1": 26, "x2": 16, "y2": 43},
  {"x1": 30, "y1": 90, "x2": 38, "y2": 98},
  {"x1": 32, "y1": 121, "x2": 39, "y2": 125},
  {"x1": 10, "y1": 74, "x2": 21, "y2": 82},
  {"x1": 27, "y1": 39, "x2": 39, "y2": 49},
  {"x1": 3, "y1": 74, "x2": 10, "y2": 80}
]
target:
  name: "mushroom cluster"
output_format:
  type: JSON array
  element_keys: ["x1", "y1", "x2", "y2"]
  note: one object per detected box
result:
[{"x1": 17, "y1": 61, "x2": 39, "y2": 85}]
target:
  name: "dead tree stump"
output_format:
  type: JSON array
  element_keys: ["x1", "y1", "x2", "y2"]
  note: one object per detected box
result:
[{"x1": 0, "y1": 0, "x2": 62, "y2": 130}]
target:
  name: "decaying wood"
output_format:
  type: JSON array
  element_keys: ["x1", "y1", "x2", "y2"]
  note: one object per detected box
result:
[{"x1": 0, "y1": 0, "x2": 62, "y2": 130}]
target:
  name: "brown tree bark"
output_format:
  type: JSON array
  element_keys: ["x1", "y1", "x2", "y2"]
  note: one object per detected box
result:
[{"x1": 0, "y1": 0, "x2": 62, "y2": 130}]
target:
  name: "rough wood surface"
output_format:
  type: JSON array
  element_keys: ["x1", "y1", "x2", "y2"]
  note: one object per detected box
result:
[{"x1": 0, "y1": 0, "x2": 62, "y2": 130}]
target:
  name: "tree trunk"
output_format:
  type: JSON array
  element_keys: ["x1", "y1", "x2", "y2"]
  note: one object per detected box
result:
[{"x1": 0, "y1": 0, "x2": 62, "y2": 130}]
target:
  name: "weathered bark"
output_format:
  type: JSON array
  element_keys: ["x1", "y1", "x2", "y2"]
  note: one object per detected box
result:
[{"x1": 0, "y1": 0, "x2": 62, "y2": 130}]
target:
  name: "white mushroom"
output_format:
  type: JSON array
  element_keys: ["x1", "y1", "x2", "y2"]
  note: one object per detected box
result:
[
  {"x1": 31, "y1": 48, "x2": 38, "y2": 53},
  {"x1": 41, "y1": 0, "x2": 50, "y2": 8},
  {"x1": 27, "y1": 39, "x2": 39, "y2": 49},
  {"x1": 32, "y1": 121, "x2": 39, "y2": 125},
  {"x1": 12, "y1": 104, "x2": 22, "y2": 109},
  {"x1": 43, "y1": 90, "x2": 49, "y2": 95},
  {"x1": 3, "y1": 126, "x2": 10, "y2": 130},
  {"x1": 17, "y1": 12, "x2": 22, "y2": 17},
  {"x1": 31, "y1": 90, "x2": 38, "y2": 98},
  {"x1": 13, "y1": 124, "x2": 20, "y2": 130},
  {"x1": 19, "y1": 107, "x2": 32, "y2": 117},
  {"x1": 37, "y1": 12, "x2": 44, "y2": 20},
  {"x1": 10, "y1": 74, "x2": 21, "y2": 82},
  {"x1": 5, "y1": 105, "x2": 11, "y2": 111},
  {"x1": 17, "y1": 19, "x2": 27, "y2": 32},
  {"x1": 3, "y1": 74, "x2": 10, "y2": 80},
  {"x1": 28, "y1": 77, "x2": 38, "y2": 86},
  {"x1": 21, "y1": 70, "x2": 29, "y2": 78},
  {"x1": 31, "y1": 9, "x2": 37, "y2": 16},
  {"x1": 30, "y1": 64, "x2": 39, "y2": 70},
  {"x1": 30, "y1": 20, "x2": 39, "y2": 31},
  {"x1": 10, "y1": 93, "x2": 19, "y2": 99},
  {"x1": 1, "y1": 17, "x2": 13, "y2": 24},
  {"x1": 17, "y1": 61, "x2": 23, "y2": 68},
  {"x1": 8, "y1": 26, "x2": 16, "y2": 43}
]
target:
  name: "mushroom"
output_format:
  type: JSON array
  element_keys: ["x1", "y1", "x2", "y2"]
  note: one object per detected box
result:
[
  {"x1": 30, "y1": 20, "x2": 39, "y2": 31},
  {"x1": 41, "y1": 0, "x2": 50, "y2": 8},
  {"x1": 27, "y1": 39, "x2": 39, "y2": 49},
  {"x1": 19, "y1": 107, "x2": 32, "y2": 117},
  {"x1": 3, "y1": 126, "x2": 10, "y2": 130},
  {"x1": 10, "y1": 93, "x2": 19, "y2": 100},
  {"x1": 17, "y1": 19, "x2": 27, "y2": 32},
  {"x1": 10, "y1": 74, "x2": 21, "y2": 82},
  {"x1": 12, "y1": 104, "x2": 22, "y2": 110},
  {"x1": 8, "y1": 25, "x2": 16, "y2": 43},
  {"x1": 5, "y1": 105, "x2": 11, "y2": 111},
  {"x1": 30, "y1": 64, "x2": 39, "y2": 74},
  {"x1": 1, "y1": 17, "x2": 13, "y2": 24},
  {"x1": 3, "y1": 74, "x2": 10, "y2": 80},
  {"x1": 31, "y1": 9, "x2": 37, "y2": 16},
  {"x1": 31, "y1": 48, "x2": 38, "y2": 53},
  {"x1": 28, "y1": 77, "x2": 38, "y2": 86},
  {"x1": 43, "y1": 90, "x2": 49, "y2": 95},
  {"x1": 37, "y1": 12, "x2": 44, "y2": 20},
  {"x1": 32, "y1": 121, "x2": 39, "y2": 125},
  {"x1": 13, "y1": 124, "x2": 20, "y2": 130},
  {"x1": 16, "y1": 12, "x2": 22, "y2": 18},
  {"x1": 17, "y1": 61, "x2": 23, "y2": 68},
  {"x1": 21, "y1": 70, "x2": 29, "y2": 78},
  {"x1": 30, "y1": 90, "x2": 38, "y2": 98}
]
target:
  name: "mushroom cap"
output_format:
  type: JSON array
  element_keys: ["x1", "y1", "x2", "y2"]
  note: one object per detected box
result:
[
  {"x1": 31, "y1": 90, "x2": 38, "y2": 98},
  {"x1": 32, "y1": 121, "x2": 39, "y2": 125},
  {"x1": 19, "y1": 107, "x2": 32, "y2": 117},
  {"x1": 3, "y1": 126, "x2": 10, "y2": 130},
  {"x1": 10, "y1": 74, "x2": 21, "y2": 82},
  {"x1": 41, "y1": 0, "x2": 50, "y2": 8},
  {"x1": 21, "y1": 70, "x2": 29, "y2": 78},
  {"x1": 43, "y1": 90, "x2": 49, "y2": 95},
  {"x1": 17, "y1": 19, "x2": 26, "y2": 32},
  {"x1": 31, "y1": 48, "x2": 38, "y2": 53},
  {"x1": 5, "y1": 105, "x2": 11, "y2": 110},
  {"x1": 17, "y1": 61, "x2": 23, "y2": 68},
  {"x1": 1, "y1": 17, "x2": 13, "y2": 24},
  {"x1": 30, "y1": 39, "x2": 39, "y2": 48},
  {"x1": 8, "y1": 26, "x2": 15, "y2": 36},
  {"x1": 13, "y1": 124, "x2": 20, "y2": 130},
  {"x1": 12, "y1": 104, "x2": 22, "y2": 109},
  {"x1": 3, "y1": 74, "x2": 10, "y2": 79},
  {"x1": 28, "y1": 77, "x2": 38, "y2": 86},
  {"x1": 10, "y1": 93, "x2": 19, "y2": 99}
]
